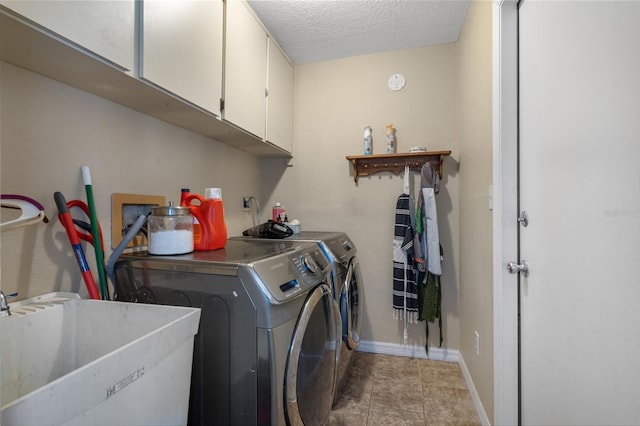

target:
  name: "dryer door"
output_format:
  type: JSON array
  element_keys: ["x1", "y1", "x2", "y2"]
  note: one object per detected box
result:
[
  {"x1": 285, "y1": 283, "x2": 337, "y2": 426},
  {"x1": 341, "y1": 257, "x2": 363, "y2": 350}
]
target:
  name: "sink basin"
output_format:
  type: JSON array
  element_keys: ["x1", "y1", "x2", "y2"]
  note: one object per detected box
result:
[{"x1": 1, "y1": 293, "x2": 200, "y2": 426}]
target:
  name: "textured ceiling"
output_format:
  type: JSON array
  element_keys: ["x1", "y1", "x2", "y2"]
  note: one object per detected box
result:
[{"x1": 247, "y1": 0, "x2": 470, "y2": 64}]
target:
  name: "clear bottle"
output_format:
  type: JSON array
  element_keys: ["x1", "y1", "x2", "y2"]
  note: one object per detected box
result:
[
  {"x1": 363, "y1": 126, "x2": 373, "y2": 155},
  {"x1": 385, "y1": 123, "x2": 396, "y2": 154}
]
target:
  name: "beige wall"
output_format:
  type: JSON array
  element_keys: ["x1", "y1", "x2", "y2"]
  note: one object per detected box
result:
[
  {"x1": 2, "y1": 5, "x2": 495, "y2": 417},
  {"x1": 457, "y1": 0, "x2": 494, "y2": 422},
  {"x1": 0, "y1": 61, "x2": 261, "y2": 298},
  {"x1": 262, "y1": 45, "x2": 462, "y2": 351}
]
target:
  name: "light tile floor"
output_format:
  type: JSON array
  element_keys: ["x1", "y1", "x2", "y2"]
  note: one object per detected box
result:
[{"x1": 329, "y1": 352, "x2": 481, "y2": 426}]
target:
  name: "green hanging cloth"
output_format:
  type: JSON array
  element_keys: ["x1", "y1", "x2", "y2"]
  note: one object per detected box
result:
[{"x1": 418, "y1": 257, "x2": 443, "y2": 354}]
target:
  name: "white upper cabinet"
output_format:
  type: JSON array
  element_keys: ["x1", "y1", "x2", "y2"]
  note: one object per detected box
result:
[
  {"x1": 141, "y1": 0, "x2": 223, "y2": 116},
  {"x1": 224, "y1": 0, "x2": 267, "y2": 140},
  {"x1": 0, "y1": 0, "x2": 292, "y2": 156},
  {"x1": 225, "y1": 1, "x2": 294, "y2": 152},
  {"x1": 0, "y1": 0, "x2": 134, "y2": 71},
  {"x1": 266, "y1": 39, "x2": 294, "y2": 153}
]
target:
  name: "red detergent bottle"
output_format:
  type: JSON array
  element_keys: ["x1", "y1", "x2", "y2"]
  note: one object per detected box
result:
[
  {"x1": 184, "y1": 188, "x2": 227, "y2": 250},
  {"x1": 180, "y1": 188, "x2": 202, "y2": 243}
]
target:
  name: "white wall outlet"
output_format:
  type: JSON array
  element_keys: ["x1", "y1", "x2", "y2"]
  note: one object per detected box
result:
[
  {"x1": 243, "y1": 197, "x2": 251, "y2": 210},
  {"x1": 474, "y1": 330, "x2": 480, "y2": 356}
]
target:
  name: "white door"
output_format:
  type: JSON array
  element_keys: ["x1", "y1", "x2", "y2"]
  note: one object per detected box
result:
[
  {"x1": 519, "y1": 1, "x2": 640, "y2": 424},
  {"x1": 224, "y1": 0, "x2": 268, "y2": 139},
  {"x1": 141, "y1": 0, "x2": 223, "y2": 115},
  {"x1": 266, "y1": 38, "x2": 294, "y2": 153},
  {"x1": 0, "y1": 0, "x2": 134, "y2": 70}
]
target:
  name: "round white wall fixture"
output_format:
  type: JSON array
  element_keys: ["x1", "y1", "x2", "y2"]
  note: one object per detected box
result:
[{"x1": 387, "y1": 73, "x2": 406, "y2": 91}]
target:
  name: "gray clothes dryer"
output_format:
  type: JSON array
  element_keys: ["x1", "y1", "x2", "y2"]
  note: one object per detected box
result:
[
  {"x1": 231, "y1": 231, "x2": 364, "y2": 404},
  {"x1": 113, "y1": 239, "x2": 338, "y2": 426}
]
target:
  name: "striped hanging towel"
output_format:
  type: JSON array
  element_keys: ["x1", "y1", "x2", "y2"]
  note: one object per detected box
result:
[{"x1": 392, "y1": 192, "x2": 418, "y2": 342}]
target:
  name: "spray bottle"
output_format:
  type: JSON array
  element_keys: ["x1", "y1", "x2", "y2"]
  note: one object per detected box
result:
[
  {"x1": 385, "y1": 123, "x2": 396, "y2": 154},
  {"x1": 363, "y1": 126, "x2": 373, "y2": 155}
]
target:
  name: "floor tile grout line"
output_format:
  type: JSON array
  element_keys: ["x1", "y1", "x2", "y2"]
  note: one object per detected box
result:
[
  {"x1": 366, "y1": 361, "x2": 374, "y2": 426},
  {"x1": 420, "y1": 366, "x2": 427, "y2": 426}
]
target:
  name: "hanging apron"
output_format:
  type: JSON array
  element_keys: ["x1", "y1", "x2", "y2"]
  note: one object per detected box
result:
[{"x1": 392, "y1": 167, "x2": 417, "y2": 342}]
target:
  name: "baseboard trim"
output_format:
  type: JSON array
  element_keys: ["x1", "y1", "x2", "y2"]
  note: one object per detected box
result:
[
  {"x1": 458, "y1": 353, "x2": 491, "y2": 426},
  {"x1": 356, "y1": 340, "x2": 459, "y2": 362},
  {"x1": 357, "y1": 341, "x2": 490, "y2": 425}
]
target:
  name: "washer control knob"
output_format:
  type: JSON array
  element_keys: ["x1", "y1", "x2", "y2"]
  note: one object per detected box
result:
[{"x1": 300, "y1": 255, "x2": 319, "y2": 275}]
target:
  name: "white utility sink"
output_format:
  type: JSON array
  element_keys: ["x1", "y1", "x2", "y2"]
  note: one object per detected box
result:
[{"x1": 1, "y1": 293, "x2": 200, "y2": 426}]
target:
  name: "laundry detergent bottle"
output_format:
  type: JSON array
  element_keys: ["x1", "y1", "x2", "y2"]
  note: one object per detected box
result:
[
  {"x1": 180, "y1": 188, "x2": 202, "y2": 243},
  {"x1": 184, "y1": 188, "x2": 227, "y2": 250}
]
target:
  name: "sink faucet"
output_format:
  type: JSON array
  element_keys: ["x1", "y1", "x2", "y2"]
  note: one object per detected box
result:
[{"x1": 0, "y1": 291, "x2": 17, "y2": 317}]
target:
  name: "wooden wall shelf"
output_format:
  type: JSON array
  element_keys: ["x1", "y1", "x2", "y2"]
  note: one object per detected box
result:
[{"x1": 346, "y1": 151, "x2": 451, "y2": 183}]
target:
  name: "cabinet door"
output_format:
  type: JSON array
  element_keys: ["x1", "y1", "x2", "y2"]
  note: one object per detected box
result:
[
  {"x1": 141, "y1": 0, "x2": 223, "y2": 115},
  {"x1": 224, "y1": 0, "x2": 267, "y2": 139},
  {"x1": 0, "y1": 0, "x2": 134, "y2": 71},
  {"x1": 266, "y1": 39, "x2": 294, "y2": 153}
]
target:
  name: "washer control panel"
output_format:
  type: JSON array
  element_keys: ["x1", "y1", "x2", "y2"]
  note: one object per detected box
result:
[
  {"x1": 298, "y1": 254, "x2": 319, "y2": 275},
  {"x1": 292, "y1": 248, "x2": 328, "y2": 284},
  {"x1": 250, "y1": 245, "x2": 330, "y2": 303},
  {"x1": 325, "y1": 235, "x2": 356, "y2": 263}
]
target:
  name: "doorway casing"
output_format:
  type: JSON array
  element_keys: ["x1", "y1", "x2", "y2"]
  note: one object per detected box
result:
[{"x1": 492, "y1": 0, "x2": 519, "y2": 424}]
